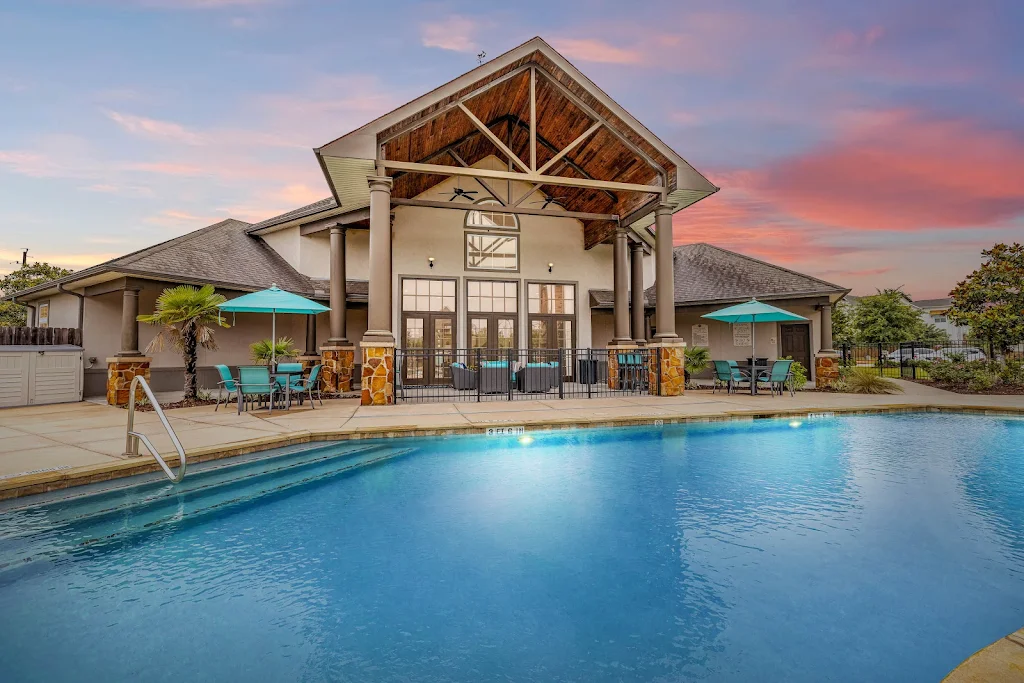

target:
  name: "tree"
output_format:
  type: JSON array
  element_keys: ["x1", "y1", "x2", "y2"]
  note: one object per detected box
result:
[
  {"x1": 831, "y1": 299, "x2": 856, "y2": 347},
  {"x1": 0, "y1": 262, "x2": 74, "y2": 326},
  {"x1": 917, "y1": 323, "x2": 951, "y2": 345},
  {"x1": 137, "y1": 285, "x2": 229, "y2": 401},
  {"x1": 948, "y1": 243, "x2": 1024, "y2": 353},
  {"x1": 853, "y1": 288, "x2": 924, "y2": 344}
]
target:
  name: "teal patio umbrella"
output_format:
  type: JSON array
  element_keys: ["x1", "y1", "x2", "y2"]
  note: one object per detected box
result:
[
  {"x1": 703, "y1": 298, "x2": 808, "y2": 392},
  {"x1": 218, "y1": 284, "x2": 329, "y2": 365}
]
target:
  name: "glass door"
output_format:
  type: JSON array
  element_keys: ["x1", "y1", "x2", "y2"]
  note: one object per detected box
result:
[
  {"x1": 401, "y1": 278, "x2": 456, "y2": 386},
  {"x1": 467, "y1": 280, "x2": 518, "y2": 364}
]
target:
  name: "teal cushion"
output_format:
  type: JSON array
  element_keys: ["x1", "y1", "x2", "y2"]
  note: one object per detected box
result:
[{"x1": 481, "y1": 361, "x2": 508, "y2": 368}]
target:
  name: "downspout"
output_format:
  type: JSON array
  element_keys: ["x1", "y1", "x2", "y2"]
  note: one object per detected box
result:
[{"x1": 58, "y1": 283, "x2": 85, "y2": 346}]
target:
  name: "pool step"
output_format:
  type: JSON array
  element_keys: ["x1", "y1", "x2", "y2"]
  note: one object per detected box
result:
[{"x1": 0, "y1": 443, "x2": 417, "y2": 572}]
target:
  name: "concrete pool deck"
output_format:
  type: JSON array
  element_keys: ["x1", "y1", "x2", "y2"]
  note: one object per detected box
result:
[{"x1": 1, "y1": 379, "x2": 1021, "y2": 501}]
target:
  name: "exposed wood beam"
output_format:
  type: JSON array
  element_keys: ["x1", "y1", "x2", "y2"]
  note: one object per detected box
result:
[
  {"x1": 448, "y1": 150, "x2": 507, "y2": 205},
  {"x1": 505, "y1": 116, "x2": 617, "y2": 203},
  {"x1": 381, "y1": 159, "x2": 663, "y2": 195},
  {"x1": 378, "y1": 64, "x2": 532, "y2": 145},
  {"x1": 457, "y1": 102, "x2": 531, "y2": 173},
  {"x1": 511, "y1": 181, "x2": 546, "y2": 208},
  {"x1": 391, "y1": 197, "x2": 618, "y2": 222},
  {"x1": 529, "y1": 67, "x2": 537, "y2": 172},
  {"x1": 537, "y1": 121, "x2": 602, "y2": 175},
  {"x1": 533, "y1": 68, "x2": 667, "y2": 179},
  {"x1": 300, "y1": 208, "x2": 371, "y2": 235}
]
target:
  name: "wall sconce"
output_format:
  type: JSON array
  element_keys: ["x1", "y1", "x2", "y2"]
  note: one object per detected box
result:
[
  {"x1": 428, "y1": 257, "x2": 435, "y2": 269},
  {"x1": 547, "y1": 262, "x2": 553, "y2": 273}
]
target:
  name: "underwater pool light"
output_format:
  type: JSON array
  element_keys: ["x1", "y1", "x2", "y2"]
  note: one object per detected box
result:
[
  {"x1": 518, "y1": 436, "x2": 534, "y2": 445},
  {"x1": 789, "y1": 420, "x2": 803, "y2": 428}
]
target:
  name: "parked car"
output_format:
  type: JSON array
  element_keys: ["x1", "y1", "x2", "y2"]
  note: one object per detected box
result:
[
  {"x1": 885, "y1": 347, "x2": 937, "y2": 362},
  {"x1": 931, "y1": 347, "x2": 987, "y2": 361}
]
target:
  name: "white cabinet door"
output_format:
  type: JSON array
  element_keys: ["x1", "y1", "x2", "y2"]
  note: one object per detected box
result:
[
  {"x1": 30, "y1": 352, "x2": 83, "y2": 405},
  {"x1": 0, "y1": 353, "x2": 30, "y2": 407}
]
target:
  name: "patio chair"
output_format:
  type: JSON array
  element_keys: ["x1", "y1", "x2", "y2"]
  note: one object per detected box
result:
[
  {"x1": 617, "y1": 353, "x2": 646, "y2": 391},
  {"x1": 756, "y1": 360, "x2": 795, "y2": 397},
  {"x1": 288, "y1": 364, "x2": 324, "y2": 408},
  {"x1": 712, "y1": 360, "x2": 749, "y2": 394},
  {"x1": 213, "y1": 364, "x2": 238, "y2": 412},
  {"x1": 479, "y1": 360, "x2": 511, "y2": 394},
  {"x1": 274, "y1": 362, "x2": 304, "y2": 390},
  {"x1": 517, "y1": 362, "x2": 558, "y2": 393},
  {"x1": 451, "y1": 362, "x2": 477, "y2": 390},
  {"x1": 236, "y1": 365, "x2": 281, "y2": 414}
]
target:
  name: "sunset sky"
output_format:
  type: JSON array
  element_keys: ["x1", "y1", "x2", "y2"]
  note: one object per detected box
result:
[{"x1": 1, "y1": 0, "x2": 1021, "y2": 298}]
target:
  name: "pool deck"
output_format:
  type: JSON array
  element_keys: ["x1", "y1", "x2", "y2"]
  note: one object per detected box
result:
[{"x1": 1, "y1": 378, "x2": 1021, "y2": 501}]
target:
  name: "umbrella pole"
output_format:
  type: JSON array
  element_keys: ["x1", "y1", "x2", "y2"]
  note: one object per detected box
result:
[
  {"x1": 272, "y1": 312, "x2": 276, "y2": 367},
  {"x1": 751, "y1": 318, "x2": 756, "y2": 395}
]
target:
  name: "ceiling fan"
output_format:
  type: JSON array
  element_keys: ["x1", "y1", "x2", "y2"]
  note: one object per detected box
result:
[
  {"x1": 441, "y1": 179, "x2": 478, "y2": 202},
  {"x1": 530, "y1": 193, "x2": 567, "y2": 209}
]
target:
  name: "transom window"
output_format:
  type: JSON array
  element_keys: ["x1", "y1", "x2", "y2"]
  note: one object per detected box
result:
[
  {"x1": 528, "y1": 283, "x2": 575, "y2": 315},
  {"x1": 465, "y1": 199, "x2": 518, "y2": 230},
  {"x1": 468, "y1": 280, "x2": 518, "y2": 313},
  {"x1": 401, "y1": 278, "x2": 455, "y2": 312},
  {"x1": 466, "y1": 233, "x2": 518, "y2": 272}
]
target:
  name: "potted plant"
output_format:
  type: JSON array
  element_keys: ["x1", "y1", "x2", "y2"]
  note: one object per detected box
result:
[{"x1": 250, "y1": 337, "x2": 299, "y2": 366}]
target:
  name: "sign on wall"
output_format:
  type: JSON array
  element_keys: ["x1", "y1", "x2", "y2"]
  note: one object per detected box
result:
[
  {"x1": 691, "y1": 323, "x2": 709, "y2": 347},
  {"x1": 732, "y1": 322, "x2": 752, "y2": 347},
  {"x1": 37, "y1": 302, "x2": 49, "y2": 329}
]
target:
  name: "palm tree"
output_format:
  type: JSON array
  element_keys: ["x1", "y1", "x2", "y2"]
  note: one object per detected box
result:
[
  {"x1": 684, "y1": 346, "x2": 711, "y2": 388},
  {"x1": 138, "y1": 284, "x2": 229, "y2": 401},
  {"x1": 250, "y1": 337, "x2": 299, "y2": 365}
]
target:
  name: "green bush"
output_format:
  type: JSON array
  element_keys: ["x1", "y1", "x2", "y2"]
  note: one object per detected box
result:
[
  {"x1": 927, "y1": 358, "x2": 1008, "y2": 392},
  {"x1": 250, "y1": 337, "x2": 299, "y2": 364},
  {"x1": 780, "y1": 356, "x2": 808, "y2": 390},
  {"x1": 1000, "y1": 360, "x2": 1024, "y2": 387}
]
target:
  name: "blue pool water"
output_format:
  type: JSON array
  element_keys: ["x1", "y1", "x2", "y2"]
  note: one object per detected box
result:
[{"x1": 0, "y1": 413, "x2": 1022, "y2": 682}]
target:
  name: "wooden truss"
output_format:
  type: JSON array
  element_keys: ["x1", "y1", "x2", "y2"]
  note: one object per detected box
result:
[{"x1": 378, "y1": 65, "x2": 668, "y2": 217}]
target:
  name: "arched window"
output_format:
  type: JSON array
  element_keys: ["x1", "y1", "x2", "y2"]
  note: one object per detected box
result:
[{"x1": 465, "y1": 198, "x2": 518, "y2": 231}]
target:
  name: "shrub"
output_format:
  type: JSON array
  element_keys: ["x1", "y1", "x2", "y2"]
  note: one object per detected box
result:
[
  {"x1": 250, "y1": 337, "x2": 299, "y2": 364},
  {"x1": 836, "y1": 368, "x2": 903, "y2": 394},
  {"x1": 790, "y1": 360, "x2": 808, "y2": 390},
  {"x1": 1000, "y1": 360, "x2": 1024, "y2": 387}
]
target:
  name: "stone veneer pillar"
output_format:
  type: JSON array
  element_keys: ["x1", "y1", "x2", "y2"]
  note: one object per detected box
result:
[
  {"x1": 815, "y1": 352, "x2": 841, "y2": 389},
  {"x1": 647, "y1": 342, "x2": 687, "y2": 396},
  {"x1": 321, "y1": 345, "x2": 355, "y2": 393},
  {"x1": 360, "y1": 342, "x2": 395, "y2": 405},
  {"x1": 106, "y1": 356, "x2": 151, "y2": 407},
  {"x1": 606, "y1": 344, "x2": 637, "y2": 389}
]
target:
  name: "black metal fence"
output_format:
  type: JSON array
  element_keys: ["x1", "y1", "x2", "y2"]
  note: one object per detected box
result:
[
  {"x1": 395, "y1": 347, "x2": 655, "y2": 403},
  {"x1": 838, "y1": 340, "x2": 997, "y2": 379}
]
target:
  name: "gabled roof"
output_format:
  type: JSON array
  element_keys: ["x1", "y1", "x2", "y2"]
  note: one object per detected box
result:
[
  {"x1": 9, "y1": 219, "x2": 313, "y2": 299},
  {"x1": 246, "y1": 197, "x2": 339, "y2": 234},
  {"x1": 315, "y1": 37, "x2": 717, "y2": 247},
  {"x1": 590, "y1": 243, "x2": 848, "y2": 308}
]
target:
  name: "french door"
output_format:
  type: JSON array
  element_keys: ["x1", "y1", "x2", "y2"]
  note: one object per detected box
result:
[
  {"x1": 401, "y1": 278, "x2": 456, "y2": 386},
  {"x1": 467, "y1": 279, "x2": 518, "y2": 362}
]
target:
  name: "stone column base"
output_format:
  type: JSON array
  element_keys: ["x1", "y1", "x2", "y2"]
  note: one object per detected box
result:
[
  {"x1": 647, "y1": 343, "x2": 686, "y2": 396},
  {"x1": 106, "y1": 356, "x2": 151, "y2": 407},
  {"x1": 815, "y1": 351, "x2": 841, "y2": 389},
  {"x1": 360, "y1": 342, "x2": 395, "y2": 406},
  {"x1": 320, "y1": 346, "x2": 355, "y2": 393}
]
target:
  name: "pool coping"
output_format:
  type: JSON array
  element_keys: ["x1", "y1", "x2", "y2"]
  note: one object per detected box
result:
[
  {"x1": 1, "y1": 403, "x2": 1021, "y2": 502},
  {"x1": 942, "y1": 628, "x2": 1024, "y2": 682}
]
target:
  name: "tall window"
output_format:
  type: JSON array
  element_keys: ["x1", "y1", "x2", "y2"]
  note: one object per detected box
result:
[
  {"x1": 527, "y1": 282, "x2": 576, "y2": 350},
  {"x1": 402, "y1": 278, "x2": 455, "y2": 312},
  {"x1": 468, "y1": 280, "x2": 518, "y2": 351},
  {"x1": 465, "y1": 199, "x2": 519, "y2": 272}
]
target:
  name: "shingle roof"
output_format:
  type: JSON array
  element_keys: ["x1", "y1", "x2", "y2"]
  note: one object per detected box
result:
[
  {"x1": 590, "y1": 243, "x2": 848, "y2": 308},
  {"x1": 246, "y1": 197, "x2": 338, "y2": 233},
  {"x1": 912, "y1": 297, "x2": 952, "y2": 311},
  {"x1": 11, "y1": 219, "x2": 314, "y2": 299}
]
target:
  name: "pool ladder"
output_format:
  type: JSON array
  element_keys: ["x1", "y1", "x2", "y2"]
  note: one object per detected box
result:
[{"x1": 123, "y1": 375, "x2": 187, "y2": 483}]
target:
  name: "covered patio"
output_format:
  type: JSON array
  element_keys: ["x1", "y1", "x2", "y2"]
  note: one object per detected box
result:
[{"x1": 311, "y1": 37, "x2": 719, "y2": 405}]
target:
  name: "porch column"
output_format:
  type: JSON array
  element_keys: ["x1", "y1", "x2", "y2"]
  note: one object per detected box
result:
[
  {"x1": 305, "y1": 315, "x2": 317, "y2": 355},
  {"x1": 630, "y1": 240, "x2": 645, "y2": 345},
  {"x1": 365, "y1": 176, "x2": 394, "y2": 343},
  {"x1": 814, "y1": 301, "x2": 840, "y2": 389},
  {"x1": 107, "y1": 287, "x2": 150, "y2": 407},
  {"x1": 819, "y1": 302, "x2": 834, "y2": 352},
  {"x1": 611, "y1": 225, "x2": 632, "y2": 345},
  {"x1": 327, "y1": 225, "x2": 348, "y2": 344},
  {"x1": 653, "y1": 203, "x2": 677, "y2": 340},
  {"x1": 361, "y1": 175, "x2": 396, "y2": 405},
  {"x1": 119, "y1": 288, "x2": 141, "y2": 356}
]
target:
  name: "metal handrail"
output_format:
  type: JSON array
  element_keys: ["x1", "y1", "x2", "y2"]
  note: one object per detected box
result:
[{"x1": 123, "y1": 375, "x2": 186, "y2": 483}]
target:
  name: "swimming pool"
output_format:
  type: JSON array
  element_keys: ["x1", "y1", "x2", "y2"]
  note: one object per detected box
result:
[{"x1": 0, "y1": 413, "x2": 1021, "y2": 682}]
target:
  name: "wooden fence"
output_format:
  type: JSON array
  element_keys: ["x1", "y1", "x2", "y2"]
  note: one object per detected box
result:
[{"x1": 0, "y1": 326, "x2": 82, "y2": 346}]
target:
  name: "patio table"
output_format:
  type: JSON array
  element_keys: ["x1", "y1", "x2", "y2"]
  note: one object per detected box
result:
[{"x1": 272, "y1": 371, "x2": 304, "y2": 409}]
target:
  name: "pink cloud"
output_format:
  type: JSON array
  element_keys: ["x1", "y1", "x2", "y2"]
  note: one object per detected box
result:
[
  {"x1": 750, "y1": 109, "x2": 1024, "y2": 230},
  {"x1": 106, "y1": 110, "x2": 205, "y2": 145},
  {"x1": 420, "y1": 16, "x2": 483, "y2": 53},
  {"x1": 551, "y1": 39, "x2": 644, "y2": 65}
]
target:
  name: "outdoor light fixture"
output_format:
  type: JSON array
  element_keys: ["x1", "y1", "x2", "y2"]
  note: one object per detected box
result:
[
  {"x1": 547, "y1": 262, "x2": 553, "y2": 273},
  {"x1": 428, "y1": 257, "x2": 435, "y2": 269}
]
